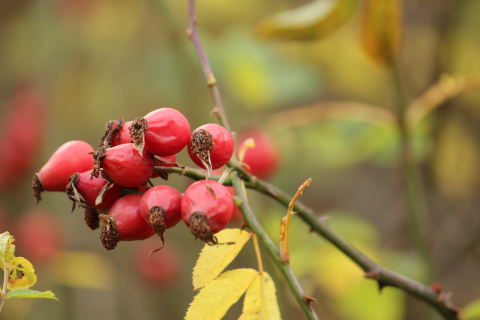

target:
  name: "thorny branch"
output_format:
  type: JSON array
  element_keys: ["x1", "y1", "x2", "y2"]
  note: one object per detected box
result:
[
  {"x1": 183, "y1": 0, "x2": 460, "y2": 319},
  {"x1": 186, "y1": 1, "x2": 317, "y2": 319},
  {"x1": 155, "y1": 164, "x2": 460, "y2": 320}
]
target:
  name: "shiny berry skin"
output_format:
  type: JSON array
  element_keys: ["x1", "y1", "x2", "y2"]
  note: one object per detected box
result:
[
  {"x1": 74, "y1": 171, "x2": 122, "y2": 209},
  {"x1": 109, "y1": 195, "x2": 155, "y2": 241},
  {"x1": 111, "y1": 120, "x2": 133, "y2": 146},
  {"x1": 151, "y1": 154, "x2": 176, "y2": 178},
  {"x1": 181, "y1": 180, "x2": 233, "y2": 243},
  {"x1": 102, "y1": 143, "x2": 154, "y2": 187},
  {"x1": 226, "y1": 186, "x2": 242, "y2": 221},
  {"x1": 131, "y1": 108, "x2": 191, "y2": 157},
  {"x1": 32, "y1": 141, "x2": 94, "y2": 203},
  {"x1": 188, "y1": 123, "x2": 234, "y2": 170},
  {"x1": 238, "y1": 128, "x2": 280, "y2": 180},
  {"x1": 140, "y1": 185, "x2": 182, "y2": 229},
  {"x1": 0, "y1": 87, "x2": 46, "y2": 191},
  {"x1": 14, "y1": 209, "x2": 65, "y2": 263},
  {"x1": 134, "y1": 240, "x2": 181, "y2": 286}
]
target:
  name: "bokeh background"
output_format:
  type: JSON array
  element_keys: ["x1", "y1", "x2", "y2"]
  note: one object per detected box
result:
[{"x1": 1, "y1": 0, "x2": 480, "y2": 319}]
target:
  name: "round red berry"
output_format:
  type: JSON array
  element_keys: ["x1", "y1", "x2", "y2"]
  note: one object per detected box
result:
[
  {"x1": 238, "y1": 128, "x2": 280, "y2": 180},
  {"x1": 181, "y1": 180, "x2": 233, "y2": 244},
  {"x1": 31, "y1": 140, "x2": 94, "y2": 203},
  {"x1": 130, "y1": 108, "x2": 190, "y2": 157},
  {"x1": 100, "y1": 195, "x2": 155, "y2": 250},
  {"x1": 140, "y1": 185, "x2": 182, "y2": 231},
  {"x1": 102, "y1": 143, "x2": 154, "y2": 187},
  {"x1": 188, "y1": 123, "x2": 234, "y2": 171},
  {"x1": 67, "y1": 170, "x2": 122, "y2": 210}
]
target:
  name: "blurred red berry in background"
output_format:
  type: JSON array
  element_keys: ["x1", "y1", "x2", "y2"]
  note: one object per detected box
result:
[
  {"x1": 238, "y1": 128, "x2": 280, "y2": 180},
  {"x1": 14, "y1": 209, "x2": 65, "y2": 264},
  {"x1": 0, "y1": 86, "x2": 46, "y2": 190}
]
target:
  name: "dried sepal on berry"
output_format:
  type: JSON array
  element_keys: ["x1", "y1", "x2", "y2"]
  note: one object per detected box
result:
[
  {"x1": 84, "y1": 207, "x2": 100, "y2": 230},
  {"x1": 130, "y1": 117, "x2": 148, "y2": 160},
  {"x1": 65, "y1": 172, "x2": 89, "y2": 212},
  {"x1": 99, "y1": 214, "x2": 120, "y2": 250},
  {"x1": 91, "y1": 118, "x2": 125, "y2": 179},
  {"x1": 190, "y1": 129, "x2": 214, "y2": 175},
  {"x1": 31, "y1": 173, "x2": 44, "y2": 204},
  {"x1": 147, "y1": 206, "x2": 166, "y2": 256},
  {"x1": 188, "y1": 212, "x2": 218, "y2": 245}
]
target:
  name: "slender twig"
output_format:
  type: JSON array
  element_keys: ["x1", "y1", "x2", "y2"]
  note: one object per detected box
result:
[
  {"x1": 0, "y1": 262, "x2": 8, "y2": 313},
  {"x1": 232, "y1": 172, "x2": 319, "y2": 320},
  {"x1": 185, "y1": 1, "x2": 316, "y2": 318},
  {"x1": 154, "y1": 165, "x2": 460, "y2": 320},
  {"x1": 391, "y1": 64, "x2": 434, "y2": 284},
  {"x1": 186, "y1": 0, "x2": 230, "y2": 132}
]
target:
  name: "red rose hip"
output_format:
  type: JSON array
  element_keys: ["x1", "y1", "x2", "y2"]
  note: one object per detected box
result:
[
  {"x1": 181, "y1": 180, "x2": 233, "y2": 244},
  {"x1": 66, "y1": 170, "x2": 122, "y2": 210},
  {"x1": 101, "y1": 143, "x2": 154, "y2": 187},
  {"x1": 130, "y1": 108, "x2": 191, "y2": 157},
  {"x1": 188, "y1": 123, "x2": 234, "y2": 171},
  {"x1": 140, "y1": 185, "x2": 182, "y2": 250},
  {"x1": 100, "y1": 194, "x2": 155, "y2": 250},
  {"x1": 238, "y1": 128, "x2": 280, "y2": 180},
  {"x1": 31, "y1": 140, "x2": 95, "y2": 203}
]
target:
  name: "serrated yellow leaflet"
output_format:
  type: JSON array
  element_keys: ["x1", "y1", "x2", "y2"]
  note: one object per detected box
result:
[
  {"x1": 193, "y1": 229, "x2": 252, "y2": 290},
  {"x1": 186, "y1": 268, "x2": 259, "y2": 320},
  {"x1": 7, "y1": 257, "x2": 37, "y2": 290},
  {"x1": 238, "y1": 272, "x2": 281, "y2": 320}
]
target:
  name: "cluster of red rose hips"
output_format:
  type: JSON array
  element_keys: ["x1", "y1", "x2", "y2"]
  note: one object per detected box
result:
[{"x1": 31, "y1": 108, "x2": 237, "y2": 252}]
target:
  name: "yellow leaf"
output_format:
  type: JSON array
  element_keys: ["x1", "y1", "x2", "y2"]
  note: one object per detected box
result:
[
  {"x1": 239, "y1": 272, "x2": 281, "y2": 320},
  {"x1": 186, "y1": 269, "x2": 259, "y2": 320},
  {"x1": 7, "y1": 257, "x2": 37, "y2": 290},
  {"x1": 433, "y1": 117, "x2": 480, "y2": 201},
  {"x1": 360, "y1": 0, "x2": 402, "y2": 65},
  {"x1": 0, "y1": 231, "x2": 15, "y2": 267},
  {"x1": 193, "y1": 229, "x2": 252, "y2": 290},
  {"x1": 53, "y1": 251, "x2": 116, "y2": 290},
  {"x1": 256, "y1": 0, "x2": 358, "y2": 41}
]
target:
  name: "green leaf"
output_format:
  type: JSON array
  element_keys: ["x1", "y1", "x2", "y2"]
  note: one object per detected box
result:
[
  {"x1": 186, "y1": 268, "x2": 259, "y2": 320},
  {"x1": 6, "y1": 289, "x2": 58, "y2": 300},
  {"x1": 255, "y1": 0, "x2": 358, "y2": 41},
  {"x1": 239, "y1": 272, "x2": 281, "y2": 320},
  {"x1": 193, "y1": 229, "x2": 252, "y2": 290},
  {"x1": 0, "y1": 231, "x2": 15, "y2": 266},
  {"x1": 463, "y1": 299, "x2": 480, "y2": 320}
]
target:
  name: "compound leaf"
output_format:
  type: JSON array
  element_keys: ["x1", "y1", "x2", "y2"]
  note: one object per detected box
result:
[
  {"x1": 193, "y1": 229, "x2": 252, "y2": 290},
  {"x1": 186, "y1": 268, "x2": 259, "y2": 320}
]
